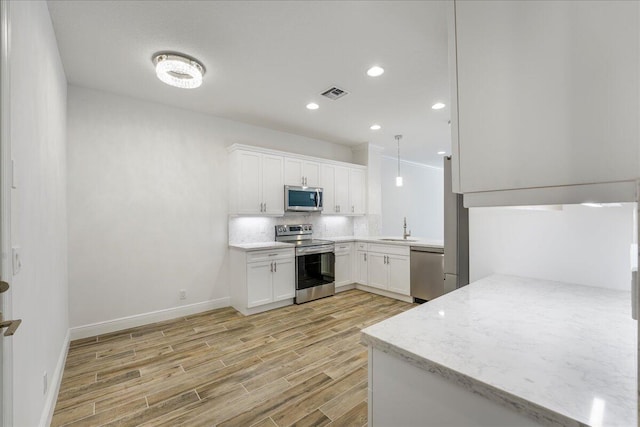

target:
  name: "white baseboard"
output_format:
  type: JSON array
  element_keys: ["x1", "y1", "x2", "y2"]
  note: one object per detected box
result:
[
  {"x1": 355, "y1": 284, "x2": 414, "y2": 303},
  {"x1": 69, "y1": 297, "x2": 231, "y2": 340},
  {"x1": 336, "y1": 283, "x2": 356, "y2": 293},
  {"x1": 39, "y1": 329, "x2": 70, "y2": 427}
]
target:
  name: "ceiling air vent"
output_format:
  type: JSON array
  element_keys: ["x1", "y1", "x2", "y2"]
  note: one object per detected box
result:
[{"x1": 321, "y1": 86, "x2": 349, "y2": 100}]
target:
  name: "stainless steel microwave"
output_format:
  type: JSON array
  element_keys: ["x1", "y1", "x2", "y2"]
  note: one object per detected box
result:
[{"x1": 285, "y1": 186, "x2": 323, "y2": 212}]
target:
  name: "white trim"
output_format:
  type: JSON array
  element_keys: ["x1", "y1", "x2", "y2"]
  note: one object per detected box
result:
[
  {"x1": 39, "y1": 329, "x2": 69, "y2": 427},
  {"x1": 226, "y1": 143, "x2": 366, "y2": 170},
  {"x1": 355, "y1": 284, "x2": 413, "y2": 303},
  {"x1": 381, "y1": 155, "x2": 443, "y2": 171},
  {"x1": 336, "y1": 283, "x2": 356, "y2": 293},
  {"x1": 0, "y1": 0, "x2": 12, "y2": 425},
  {"x1": 69, "y1": 297, "x2": 231, "y2": 340},
  {"x1": 462, "y1": 180, "x2": 637, "y2": 208}
]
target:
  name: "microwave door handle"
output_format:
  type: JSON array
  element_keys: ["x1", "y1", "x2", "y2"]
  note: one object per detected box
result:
[{"x1": 316, "y1": 189, "x2": 320, "y2": 208}]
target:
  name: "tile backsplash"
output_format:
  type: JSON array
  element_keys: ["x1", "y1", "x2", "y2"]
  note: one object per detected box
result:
[{"x1": 229, "y1": 214, "x2": 357, "y2": 244}]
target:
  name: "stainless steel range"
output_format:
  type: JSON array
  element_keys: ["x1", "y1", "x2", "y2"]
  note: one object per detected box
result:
[{"x1": 275, "y1": 224, "x2": 335, "y2": 304}]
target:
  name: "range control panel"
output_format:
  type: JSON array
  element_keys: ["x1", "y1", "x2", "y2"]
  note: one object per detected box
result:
[{"x1": 275, "y1": 224, "x2": 313, "y2": 237}]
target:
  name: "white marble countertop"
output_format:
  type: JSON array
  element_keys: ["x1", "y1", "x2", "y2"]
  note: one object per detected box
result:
[
  {"x1": 330, "y1": 236, "x2": 444, "y2": 249},
  {"x1": 228, "y1": 241, "x2": 294, "y2": 251},
  {"x1": 361, "y1": 274, "x2": 636, "y2": 427}
]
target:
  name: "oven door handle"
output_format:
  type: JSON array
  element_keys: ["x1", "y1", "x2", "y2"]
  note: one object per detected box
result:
[{"x1": 296, "y1": 245, "x2": 335, "y2": 256}]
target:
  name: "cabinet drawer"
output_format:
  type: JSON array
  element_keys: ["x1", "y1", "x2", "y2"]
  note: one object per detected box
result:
[
  {"x1": 247, "y1": 248, "x2": 294, "y2": 263},
  {"x1": 356, "y1": 242, "x2": 368, "y2": 251},
  {"x1": 367, "y1": 244, "x2": 410, "y2": 257},
  {"x1": 335, "y1": 242, "x2": 354, "y2": 254}
]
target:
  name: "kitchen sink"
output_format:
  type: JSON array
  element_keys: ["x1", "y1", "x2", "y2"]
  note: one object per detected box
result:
[{"x1": 379, "y1": 238, "x2": 418, "y2": 242}]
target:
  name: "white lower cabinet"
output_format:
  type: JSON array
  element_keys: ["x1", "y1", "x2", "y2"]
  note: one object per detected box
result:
[
  {"x1": 230, "y1": 247, "x2": 295, "y2": 315},
  {"x1": 365, "y1": 244, "x2": 411, "y2": 296},
  {"x1": 335, "y1": 242, "x2": 354, "y2": 288}
]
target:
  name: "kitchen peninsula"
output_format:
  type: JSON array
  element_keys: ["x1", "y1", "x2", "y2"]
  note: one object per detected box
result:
[{"x1": 362, "y1": 275, "x2": 636, "y2": 427}]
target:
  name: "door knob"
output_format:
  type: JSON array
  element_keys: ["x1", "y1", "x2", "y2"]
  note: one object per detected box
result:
[
  {"x1": 0, "y1": 281, "x2": 8, "y2": 293},
  {"x1": 0, "y1": 319, "x2": 21, "y2": 336}
]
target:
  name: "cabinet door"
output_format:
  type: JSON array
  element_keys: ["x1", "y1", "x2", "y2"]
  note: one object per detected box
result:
[
  {"x1": 272, "y1": 258, "x2": 295, "y2": 301},
  {"x1": 284, "y1": 157, "x2": 304, "y2": 186},
  {"x1": 349, "y1": 168, "x2": 366, "y2": 215},
  {"x1": 335, "y1": 250, "x2": 352, "y2": 287},
  {"x1": 367, "y1": 253, "x2": 387, "y2": 290},
  {"x1": 387, "y1": 255, "x2": 411, "y2": 296},
  {"x1": 237, "y1": 151, "x2": 262, "y2": 214},
  {"x1": 247, "y1": 261, "x2": 273, "y2": 308},
  {"x1": 356, "y1": 250, "x2": 368, "y2": 285},
  {"x1": 303, "y1": 161, "x2": 321, "y2": 187},
  {"x1": 452, "y1": 1, "x2": 639, "y2": 193},
  {"x1": 261, "y1": 154, "x2": 284, "y2": 214},
  {"x1": 334, "y1": 166, "x2": 350, "y2": 214},
  {"x1": 321, "y1": 164, "x2": 336, "y2": 214}
]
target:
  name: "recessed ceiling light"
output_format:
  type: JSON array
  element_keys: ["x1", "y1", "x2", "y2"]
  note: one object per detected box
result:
[
  {"x1": 432, "y1": 102, "x2": 446, "y2": 110},
  {"x1": 437, "y1": 151, "x2": 446, "y2": 155},
  {"x1": 367, "y1": 66, "x2": 385, "y2": 77},
  {"x1": 306, "y1": 102, "x2": 319, "y2": 110},
  {"x1": 370, "y1": 124, "x2": 381, "y2": 130},
  {"x1": 581, "y1": 203, "x2": 603, "y2": 208},
  {"x1": 153, "y1": 53, "x2": 205, "y2": 89}
]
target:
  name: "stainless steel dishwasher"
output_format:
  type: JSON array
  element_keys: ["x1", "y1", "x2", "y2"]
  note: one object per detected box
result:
[{"x1": 410, "y1": 246, "x2": 444, "y2": 302}]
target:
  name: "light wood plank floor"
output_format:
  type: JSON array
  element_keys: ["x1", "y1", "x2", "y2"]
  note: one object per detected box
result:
[{"x1": 52, "y1": 290, "x2": 415, "y2": 427}]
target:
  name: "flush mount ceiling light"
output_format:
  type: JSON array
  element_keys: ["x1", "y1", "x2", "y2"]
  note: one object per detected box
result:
[
  {"x1": 306, "y1": 102, "x2": 319, "y2": 110},
  {"x1": 153, "y1": 53, "x2": 205, "y2": 89},
  {"x1": 395, "y1": 135, "x2": 403, "y2": 187},
  {"x1": 367, "y1": 66, "x2": 385, "y2": 77},
  {"x1": 432, "y1": 102, "x2": 446, "y2": 110},
  {"x1": 370, "y1": 124, "x2": 381, "y2": 130}
]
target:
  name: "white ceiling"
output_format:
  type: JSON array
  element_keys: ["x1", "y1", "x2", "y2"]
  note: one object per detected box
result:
[{"x1": 47, "y1": 0, "x2": 451, "y2": 167}]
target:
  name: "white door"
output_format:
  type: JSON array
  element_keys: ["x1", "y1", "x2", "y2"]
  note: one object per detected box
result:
[
  {"x1": 320, "y1": 164, "x2": 336, "y2": 214},
  {"x1": 349, "y1": 168, "x2": 366, "y2": 215},
  {"x1": 367, "y1": 253, "x2": 387, "y2": 290},
  {"x1": 303, "y1": 161, "x2": 320, "y2": 187},
  {"x1": 237, "y1": 151, "x2": 262, "y2": 214},
  {"x1": 335, "y1": 251, "x2": 350, "y2": 287},
  {"x1": 261, "y1": 154, "x2": 284, "y2": 215},
  {"x1": 283, "y1": 157, "x2": 304, "y2": 186},
  {"x1": 247, "y1": 261, "x2": 273, "y2": 308},
  {"x1": 387, "y1": 255, "x2": 411, "y2": 296},
  {"x1": 356, "y1": 251, "x2": 368, "y2": 285},
  {"x1": 334, "y1": 166, "x2": 349, "y2": 214},
  {"x1": 272, "y1": 258, "x2": 295, "y2": 301}
]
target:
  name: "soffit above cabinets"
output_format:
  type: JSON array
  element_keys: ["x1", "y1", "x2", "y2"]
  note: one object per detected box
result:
[{"x1": 47, "y1": 0, "x2": 451, "y2": 167}]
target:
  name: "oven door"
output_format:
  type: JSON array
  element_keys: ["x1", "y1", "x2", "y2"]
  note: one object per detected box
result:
[{"x1": 295, "y1": 248, "x2": 335, "y2": 291}]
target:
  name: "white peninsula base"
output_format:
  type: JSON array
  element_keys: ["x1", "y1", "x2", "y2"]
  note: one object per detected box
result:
[{"x1": 368, "y1": 348, "x2": 541, "y2": 427}]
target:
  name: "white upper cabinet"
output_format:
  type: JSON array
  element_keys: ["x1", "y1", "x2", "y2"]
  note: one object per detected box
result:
[
  {"x1": 229, "y1": 145, "x2": 366, "y2": 215},
  {"x1": 321, "y1": 164, "x2": 352, "y2": 214},
  {"x1": 230, "y1": 150, "x2": 284, "y2": 215},
  {"x1": 450, "y1": 0, "x2": 639, "y2": 195},
  {"x1": 284, "y1": 157, "x2": 320, "y2": 187},
  {"x1": 349, "y1": 168, "x2": 366, "y2": 215}
]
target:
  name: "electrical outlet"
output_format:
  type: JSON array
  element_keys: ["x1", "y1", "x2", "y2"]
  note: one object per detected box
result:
[
  {"x1": 12, "y1": 247, "x2": 21, "y2": 275},
  {"x1": 43, "y1": 371, "x2": 48, "y2": 395},
  {"x1": 179, "y1": 289, "x2": 187, "y2": 300}
]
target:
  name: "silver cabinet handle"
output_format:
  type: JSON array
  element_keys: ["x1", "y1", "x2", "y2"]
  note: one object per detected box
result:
[
  {"x1": 302, "y1": 177, "x2": 305, "y2": 186},
  {"x1": 264, "y1": 202, "x2": 267, "y2": 212},
  {"x1": 260, "y1": 202, "x2": 263, "y2": 212},
  {"x1": 274, "y1": 261, "x2": 277, "y2": 272},
  {"x1": 364, "y1": 253, "x2": 367, "y2": 261},
  {"x1": 270, "y1": 261, "x2": 273, "y2": 272},
  {"x1": 352, "y1": 206, "x2": 355, "y2": 213}
]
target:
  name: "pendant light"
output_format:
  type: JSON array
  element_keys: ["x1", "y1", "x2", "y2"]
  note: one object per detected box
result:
[{"x1": 395, "y1": 135, "x2": 403, "y2": 187}]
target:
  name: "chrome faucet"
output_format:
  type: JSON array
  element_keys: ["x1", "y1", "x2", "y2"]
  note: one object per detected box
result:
[{"x1": 403, "y1": 217, "x2": 411, "y2": 240}]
